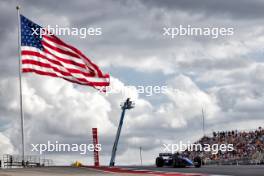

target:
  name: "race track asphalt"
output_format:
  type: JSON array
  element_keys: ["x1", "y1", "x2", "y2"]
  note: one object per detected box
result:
[
  {"x1": 0, "y1": 165, "x2": 264, "y2": 176},
  {"x1": 124, "y1": 165, "x2": 264, "y2": 176}
]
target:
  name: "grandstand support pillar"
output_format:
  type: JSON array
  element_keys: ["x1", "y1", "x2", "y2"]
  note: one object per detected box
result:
[{"x1": 92, "y1": 128, "x2": 100, "y2": 167}]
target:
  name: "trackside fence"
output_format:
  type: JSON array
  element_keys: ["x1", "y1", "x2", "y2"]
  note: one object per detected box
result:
[{"x1": 1, "y1": 154, "x2": 53, "y2": 168}]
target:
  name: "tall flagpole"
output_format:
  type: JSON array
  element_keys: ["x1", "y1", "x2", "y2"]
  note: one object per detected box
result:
[
  {"x1": 16, "y1": 5, "x2": 25, "y2": 166},
  {"x1": 202, "y1": 108, "x2": 205, "y2": 137}
]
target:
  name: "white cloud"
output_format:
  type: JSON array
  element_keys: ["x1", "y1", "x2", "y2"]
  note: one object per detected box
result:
[
  {"x1": 0, "y1": 133, "x2": 14, "y2": 156},
  {"x1": 163, "y1": 75, "x2": 220, "y2": 121}
]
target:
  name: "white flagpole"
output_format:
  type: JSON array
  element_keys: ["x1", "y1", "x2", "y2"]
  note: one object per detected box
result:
[{"x1": 16, "y1": 5, "x2": 25, "y2": 166}]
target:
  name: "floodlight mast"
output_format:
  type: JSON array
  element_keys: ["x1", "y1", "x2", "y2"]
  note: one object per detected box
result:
[{"x1": 109, "y1": 98, "x2": 134, "y2": 167}]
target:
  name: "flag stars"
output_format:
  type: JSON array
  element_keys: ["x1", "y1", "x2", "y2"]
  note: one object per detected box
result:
[{"x1": 20, "y1": 15, "x2": 43, "y2": 50}]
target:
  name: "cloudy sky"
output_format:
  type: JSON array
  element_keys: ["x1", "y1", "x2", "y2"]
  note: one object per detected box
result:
[{"x1": 0, "y1": 0, "x2": 264, "y2": 165}]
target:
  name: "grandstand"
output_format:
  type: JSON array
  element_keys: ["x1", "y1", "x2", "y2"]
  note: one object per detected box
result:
[{"x1": 189, "y1": 127, "x2": 264, "y2": 165}]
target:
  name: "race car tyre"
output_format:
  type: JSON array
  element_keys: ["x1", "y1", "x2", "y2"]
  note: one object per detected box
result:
[
  {"x1": 156, "y1": 157, "x2": 164, "y2": 167},
  {"x1": 193, "y1": 156, "x2": 202, "y2": 168},
  {"x1": 172, "y1": 157, "x2": 183, "y2": 168}
]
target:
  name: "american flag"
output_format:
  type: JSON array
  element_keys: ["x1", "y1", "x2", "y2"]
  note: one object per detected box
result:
[{"x1": 20, "y1": 15, "x2": 110, "y2": 91}]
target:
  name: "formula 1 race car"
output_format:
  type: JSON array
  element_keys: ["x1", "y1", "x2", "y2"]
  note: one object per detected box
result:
[{"x1": 156, "y1": 153, "x2": 202, "y2": 168}]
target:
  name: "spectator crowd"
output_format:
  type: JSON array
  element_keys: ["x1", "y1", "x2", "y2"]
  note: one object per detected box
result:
[{"x1": 190, "y1": 127, "x2": 264, "y2": 164}]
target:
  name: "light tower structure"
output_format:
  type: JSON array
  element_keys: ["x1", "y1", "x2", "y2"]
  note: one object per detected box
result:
[{"x1": 109, "y1": 98, "x2": 135, "y2": 166}]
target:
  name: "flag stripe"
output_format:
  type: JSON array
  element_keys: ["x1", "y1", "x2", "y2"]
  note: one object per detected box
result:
[
  {"x1": 42, "y1": 44, "x2": 85, "y2": 65},
  {"x1": 22, "y1": 65, "x2": 109, "y2": 86},
  {"x1": 42, "y1": 40, "x2": 80, "y2": 59},
  {"x1": 22, "y1": 47, "x2": 87, "y2": 69},
  {"x1": 23, "y1": 68, "x2": 109, "y2": 87},
  {"x1": 43, "y1": 36, "x2": 82, "y2": 58},
  {"x1": 22, "y1": 62, "x2": 109, "y2": 83},
  {"x1": 43, "y1": 36, "x2": 99, "y2": 75},
  {"x1": 22, "y1": 56, "x2": 97, "y2": 78},
  {"x1": 45, "y1": 35, "x2": 105, "y2": 77},
  {"x1": 22, "y1": 47, "x2": 109, "y2": 84},
  {"x1": 22, "y1": 51, "x2": 95, "y2": 77},
  {"x1": 22, "y1": 47, "x2": 109, "y2": 79}
]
